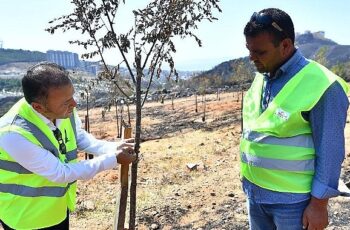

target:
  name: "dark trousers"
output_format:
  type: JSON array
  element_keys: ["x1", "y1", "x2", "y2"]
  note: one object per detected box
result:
[{"x1": 0, "y1": 213, "x2": 69, "y2": 230}]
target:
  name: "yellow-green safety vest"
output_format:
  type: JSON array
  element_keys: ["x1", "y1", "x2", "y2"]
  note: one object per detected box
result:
[
  {"x1": 0, "y1": 98, "x2": 78, "y2": 229},
  {"x1": 240, "y1": 61, "x2": 349, "y2": 193}
]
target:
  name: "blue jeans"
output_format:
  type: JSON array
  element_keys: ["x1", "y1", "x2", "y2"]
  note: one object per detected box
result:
[{"x1": 247, "y1": 198, "x2": 310, "y2": 230}]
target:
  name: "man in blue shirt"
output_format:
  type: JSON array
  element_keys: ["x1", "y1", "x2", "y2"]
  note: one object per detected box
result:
[{"x1": 241, "y1": 8, "x2": 349, "y2": 230}]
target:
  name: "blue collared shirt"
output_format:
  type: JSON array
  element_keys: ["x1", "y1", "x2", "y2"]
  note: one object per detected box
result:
[{"x1": 243, "y1": 49, "x2": 349, "y2": 203}]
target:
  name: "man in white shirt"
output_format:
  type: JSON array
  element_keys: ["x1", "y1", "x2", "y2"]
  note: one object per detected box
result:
[{"x1": 0, "y1": 62, "x2": 136, "y2": 230}]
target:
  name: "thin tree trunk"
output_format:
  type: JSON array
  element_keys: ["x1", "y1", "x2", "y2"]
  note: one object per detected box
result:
[
  {"x1": 127, "y1": 104, "x2": 131, "y2": 125},
  {"x1": 116, "y1": 104, "x2": 120, "y2": 138},
  {"x1": 202, "y1": 94, "x2": 206, "y2": 122},
  {"x1": 240, "y1": 90, "x2": 244, "y2": 133},
  {"x1": 172, "y1": 95, "x2": 174, "y2": 110},
  {"x1": 129, "y1": 64, "x2": 142, "y2": 230},
  {"x1": 85, "y1": 95, "x2": 93, "y2": 159},
  {"x1": 119, "y1": 105, "x2": 124, "y2": 138}
]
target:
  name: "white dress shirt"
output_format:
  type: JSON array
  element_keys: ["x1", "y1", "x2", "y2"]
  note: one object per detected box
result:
[{"x1": 0, "y1": 106, "x2": 119, "y2": 183}]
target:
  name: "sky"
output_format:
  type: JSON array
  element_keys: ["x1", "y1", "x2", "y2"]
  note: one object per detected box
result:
[{"x1": 0, "y1": 0, "x2": 350, "y2": 71}]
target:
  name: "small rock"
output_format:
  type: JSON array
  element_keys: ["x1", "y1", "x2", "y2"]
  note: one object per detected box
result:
[
  {"x1": 197, "y1": 162, "x2": 206, "y2": 170},
  {"x1": 186, "y1": 163, "x2": 198, "y2": 171},
  {"x1": 215, "y1": 139, "x2": 222, "y2": 144},
  {"x1": 210, "y1": 192, "x2": 216, "y2": 196},
  {"x1": 151, "y1": 223, "x2": 159, "y2": 229},
  {"x1": 227, "y1": 193, "x2": 235, "y2": 197},
  {"x1": 82, "y1": 200, "x2": 95, "y2": 210},
  {"x1": 151, "y1": 211, "x2": 158, "y2": 216}
]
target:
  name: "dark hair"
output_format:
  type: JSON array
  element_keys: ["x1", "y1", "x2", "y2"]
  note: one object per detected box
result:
[
  {"x1": 22, "y1": 62, "x2": 72, "y2": 104},
  {"x1": 244, "y1": 8, "x2": 295, "y2": 46}
]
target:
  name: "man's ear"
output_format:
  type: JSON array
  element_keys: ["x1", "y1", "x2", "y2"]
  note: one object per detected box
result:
[
  {"x1": 281, "y1": 38, "x2": 294, "y2": 57},
  {"x1": 31, "y1": 102, "x2": 45, "y2": 113}
]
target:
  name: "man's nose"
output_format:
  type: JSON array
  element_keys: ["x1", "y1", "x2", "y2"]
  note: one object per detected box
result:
[
  {"x1": 249, "y1": 52, "x2": 257, "y2": 61},
  {"x1": 71, "y1": 98, "x2": 77, "y2": 107}
]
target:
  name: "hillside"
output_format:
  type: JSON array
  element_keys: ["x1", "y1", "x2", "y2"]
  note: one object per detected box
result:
[
  {"x1": 296, "y1": 31, "x2": 350, "y2": 66},
  {"x1": 194, "y1": 31, "x2": 350, "y2": 86},
  {"x1": 188, "y1": 57, "x2": 254, "y2": 89},
  {"x1": 1, "y1": 31, "x2": 350, "y2": 90},
  {"x1": 0, "y1": 48, "x2": 46, "y2": 65},
  {"x1": 63, "y1": 92, "x2": 350, "y2": 229}
]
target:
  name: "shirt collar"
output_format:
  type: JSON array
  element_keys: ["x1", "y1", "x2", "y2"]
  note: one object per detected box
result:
[
  {"x1": 266, "y1": 49, "x2": 303, "y2": 81},
  {"x1": 30, "y1": 105, "x2": 63, "y2": 130}
]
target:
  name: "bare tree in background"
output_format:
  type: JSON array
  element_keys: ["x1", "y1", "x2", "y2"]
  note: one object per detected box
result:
[{"x1": 46, "y1": 0, "x2": 221, "y2": 228}]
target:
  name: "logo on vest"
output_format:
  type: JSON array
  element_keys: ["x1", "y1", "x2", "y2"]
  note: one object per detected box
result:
[{"x1": 275, "y1": 108, "x2": 290, "y2": 121}]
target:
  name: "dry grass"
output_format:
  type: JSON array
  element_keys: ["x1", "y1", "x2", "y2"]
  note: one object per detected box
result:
[{"x1": 67, "y1": 91, "x2": 350, "y2": 230}]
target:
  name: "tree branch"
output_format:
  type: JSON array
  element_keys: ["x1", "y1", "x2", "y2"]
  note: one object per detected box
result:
[
  {"x1": 101, "y1": 0, "x2": 136, "y2": 85},
  {"x1": 141, "y1": 42, "x2": 166, "y2": 107}
]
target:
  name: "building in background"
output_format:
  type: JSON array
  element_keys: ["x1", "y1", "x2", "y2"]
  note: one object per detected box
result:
[
  {"x1": 80, "y1": 60, "x2": 100, "y2": 76},
  {"x1": 46, "y1": 50, "x2": 99, "y2": 76},
  {"x1": 46, "y1": 50, "x2": 79, "y2": 69}
]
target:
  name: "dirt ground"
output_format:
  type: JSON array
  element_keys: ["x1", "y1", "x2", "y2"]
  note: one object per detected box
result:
[
  {"x1": 64, "y1": 91, "x2": 350, "y2": 230},
  {"x1": 2, "y1": 92, "x2": 349, "y2": 229}
]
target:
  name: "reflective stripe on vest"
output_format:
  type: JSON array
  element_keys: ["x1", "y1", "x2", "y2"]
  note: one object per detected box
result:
[
  {"x1": 0, "y1": 159, "x2": 32, "y2": 174},
  {"x1": 66, "y1": 150, "x2": 77, "y2": 161},
  {"x1": 12, "y1": 114, "x2": 59, "y2": 157},
  {"x1": 69, "y1": 113, "x2": 77, "y2": 138},
  {"x1": 0, "y1": 182, "x2": 74, "y2": 197},
  {"x1": 241, "y1": 152, "x2": 315, "y2": 171},
  {"x1": 67, "y1": 114, "x2": 78, "y2": 162},
  {"x1": 243, "y1": 130, "x2": 314, "y2": 148},
  {"x1": 12, "y1": 114, "x2": 78, "y2": 160},
  {"x1": 0, "y1": 151, "x2": 77, "y2": 174}
]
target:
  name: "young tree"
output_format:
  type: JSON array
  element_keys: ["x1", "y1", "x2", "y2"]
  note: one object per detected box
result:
[
  {"x1": 314, "y1": 46, "x2": 329, "y2": 66},
  {"x1": 46, "y1": 0, "x2": 221, "y2": 228}
]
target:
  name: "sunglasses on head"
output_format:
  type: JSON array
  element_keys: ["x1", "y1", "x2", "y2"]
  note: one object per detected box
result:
[{"x1": 250, "y1": 12, "x2": 285, "y2": 33}]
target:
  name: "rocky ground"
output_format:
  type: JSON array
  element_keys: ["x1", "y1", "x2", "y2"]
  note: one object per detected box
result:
[
  {"x1": 1, "y1": 92, "x2": 350, "y2": 230},
  {"x1": 68, "y1": 92, "x2": 350, "y2": 230}
]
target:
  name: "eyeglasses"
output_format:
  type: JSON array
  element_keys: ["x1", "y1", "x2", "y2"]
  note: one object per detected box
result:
[
  {"x1": 53, "y1": 128, "x2": 67, "y2": 155},
  {"x1": 250, "y1": 12, "x2": 285, "y2": 33}
]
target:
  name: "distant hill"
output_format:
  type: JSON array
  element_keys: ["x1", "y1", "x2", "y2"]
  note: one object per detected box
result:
[
  {"x1": 0, "y1": 62, "x2": 40, "y2": 76},
  {"x1": 0, "y1": 49, "x2": 46, "y2": 65},
  {"x1": 192, "y1": 31, "x2": 350, "y2": 88},
  {"x1": 185, "y1": 57, "x2": 254, "y2": 90},
  {"x1": 2, "y1": 31, "x2": 350, "y2": 89},
  {"x1": 296, "y1": 31, "x2": 350, "y2": 65}
]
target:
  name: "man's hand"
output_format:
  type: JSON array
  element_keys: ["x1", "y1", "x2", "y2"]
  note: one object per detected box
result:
[
  {"x1": 302, "y1": 197, "x2": 329, "y2": 230},
  {"x1": 116, "y1": 138, "x2": 136, "y2": 165},
  {"x1": 117, "y1": 138, "x2": 134, "y2": 149}
]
